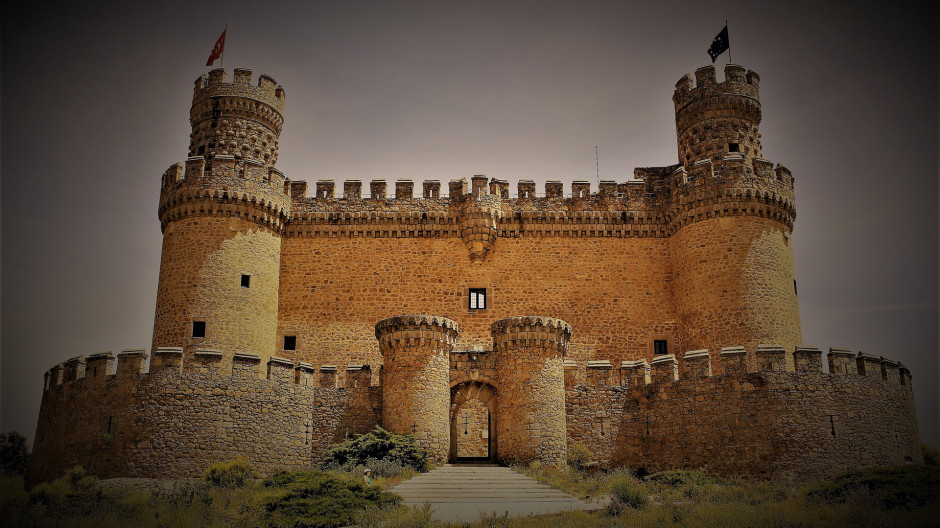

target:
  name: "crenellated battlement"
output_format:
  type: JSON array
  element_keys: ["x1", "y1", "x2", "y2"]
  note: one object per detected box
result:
[
  {"x1": 41, "y1": 349, "x2": 383, "y2": 392},
  {"x1": 193, "y1": 67, "x2": 285, "y2": 116},
  {"x1": 279, "y1": 163, "x2": 793, "y2": 238},
  {"x1": 561, "y1": 345, "x2": 914, "y2": 390},
  {"x1": 158, "y1": 155, "x2": 291, "y2": 233},
  {"x1": 673, "y1": 64, "x2": 760, "y2": 110},
  {"x1": 491, "y1": 316, "x2": 572, "y2": 353}
]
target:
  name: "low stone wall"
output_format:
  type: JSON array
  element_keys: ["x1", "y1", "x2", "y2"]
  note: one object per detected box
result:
[
  {"x1": 28, "y1": 353, "x2": 381, "y2": 487},
  {"x1": 566, "y1": 348, "x2": 921, "y2": 479}
]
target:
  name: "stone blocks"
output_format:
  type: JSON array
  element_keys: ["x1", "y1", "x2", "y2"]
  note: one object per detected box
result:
[
  {"x1": 620, "y1": 360, "x2": 650, "y2": 387},
  {"x1": 828, "y1": 347, "x2": 857, "y2": 375},
  {"x1": 793, "y1": 346, "x2": 822, "y2": 372},
  {"x1": 755, "y1": 344, "x2": 786, "y2": 372},
  {"x1": 720, "y1": 346, "x2": 747, "y2": 375},
  {"x1": 650, "y1": 354, "x2": 679, "y2": 383}
]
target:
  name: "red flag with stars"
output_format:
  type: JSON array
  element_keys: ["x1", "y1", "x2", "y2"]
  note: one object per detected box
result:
[{"x1": 206, "y1": 29, "x2": 226, "y2": 66}]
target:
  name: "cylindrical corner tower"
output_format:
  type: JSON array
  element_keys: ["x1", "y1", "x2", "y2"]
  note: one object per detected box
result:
[
  {"x1": 152, "y1": 68, "x2": 291, "y2": 365},
  {"x1": 492, "y1": 316, "x2": 570, "y2": 466},
  {"x1": 376, "y1": 315, "x2": 458, "y2": 463},
  {"x1": 669, "y1": 65, "x2": 801, "y2": 368}
]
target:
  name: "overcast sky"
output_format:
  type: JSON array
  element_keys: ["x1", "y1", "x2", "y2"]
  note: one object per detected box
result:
[{"x1": 2, "y1": 1, "x2": 937, "y2": 447}]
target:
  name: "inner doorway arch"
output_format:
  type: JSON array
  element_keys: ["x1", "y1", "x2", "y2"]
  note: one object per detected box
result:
[{"x1": 449, "y1": 381, "x2": 497, "y2": 462}]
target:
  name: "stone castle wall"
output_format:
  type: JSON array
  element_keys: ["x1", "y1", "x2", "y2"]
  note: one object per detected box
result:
[
  {"x1": 565, "y1": 348, "x2": 921, "y2": 479},
  {"x1": 27, "y1": 351, "x2": 380, "y2": 487}
]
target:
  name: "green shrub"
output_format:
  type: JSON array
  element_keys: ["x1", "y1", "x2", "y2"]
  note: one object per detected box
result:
[
  {"x1": 607, "y1": 472, "x2": 647, "y2": 515},
  {"x1": 262, "y1": 470, "x2": 400, "y2": 528},
  {"x1": 806, "y1": 465, "x2": 940, "y2": 510},
  {"x1": 320, "y1": 427, "x2": 428, "y2": 473},
  {"x1": 567, "y1": 441, "x2": 595, "y2": 471},
  {"x1": 203, "y1": 458, "x2": 256, "y2": 488},
  {"x1": 0, "y1": 431, "x2": 30, "y2": 474},
  {"x1": 644, "y1": 469, "x2": 719, "y2": 488},
  {"x1": 923, "y1": 444, "x2": 940, "y2": 466},
  {"x1": 27, "y1": 465, "x2": 101, "y2": 506}
]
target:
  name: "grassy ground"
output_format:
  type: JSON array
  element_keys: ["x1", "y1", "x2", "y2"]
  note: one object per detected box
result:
[{"x1": 2, "y1": 462, "x2": 938, "y2": 527}]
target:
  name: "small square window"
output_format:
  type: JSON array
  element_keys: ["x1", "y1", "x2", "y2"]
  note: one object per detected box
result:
[
  {"x1": 284, "y1": 336, "x2": 296, "y2": 351},
  {"x1": 728, "y1": 143, "x2": 740, "y2": 153},
  {"x1": 241, "y1": 274, "x2": 251, "y2": 288},
  {"x1": 653, "y1": 340, "x2": 668, "y2": 355},
  {"x1": 192, "y1": 321, "x2": 206, "y2": 338},
  {"x1": 469, "y1": 288, "x2": 487, "y2": 310}
]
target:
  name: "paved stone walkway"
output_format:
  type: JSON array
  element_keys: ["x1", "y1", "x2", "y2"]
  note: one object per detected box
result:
[{"x1": 390, "y1": 464, "x2": 605, "y2": 522}]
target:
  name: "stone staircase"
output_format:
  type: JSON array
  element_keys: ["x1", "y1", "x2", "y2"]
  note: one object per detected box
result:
[{"x1": 389, "y1": 464, "x2": 605, "y2": 522}]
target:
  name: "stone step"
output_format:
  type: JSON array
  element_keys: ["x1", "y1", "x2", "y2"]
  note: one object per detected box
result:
[{"x1": 389, "y1": 464, "x2": 604, "y2": 522}]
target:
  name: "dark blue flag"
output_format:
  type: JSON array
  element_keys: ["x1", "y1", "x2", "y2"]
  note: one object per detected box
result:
[{"x1": 707, "y1": 25, "x2": 729, "y2": 63}]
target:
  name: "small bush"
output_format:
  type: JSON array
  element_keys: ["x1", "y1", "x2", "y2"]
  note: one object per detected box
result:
[
  {"x1": 203, "y1": 458, "x2": 256, "y2": 488},
  {"x1": 567, "y1": 441, "x2": 595, "y2": 471},
  {"x1": 262, "y1": 470, "x2": 400, "y2": 528},
  {"x1": 320, "y1": 427, "x2": 428, "y2": 473},
  {"x1": 0, "y1": 432, "x2": 30, "y2": 474}
]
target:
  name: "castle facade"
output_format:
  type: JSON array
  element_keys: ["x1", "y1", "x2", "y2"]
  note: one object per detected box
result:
[{"x1": 28, "y1": 64, "x2": 922, "y2": 485}]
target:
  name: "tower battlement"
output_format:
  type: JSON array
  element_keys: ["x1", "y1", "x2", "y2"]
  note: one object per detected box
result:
[{"x1": 193, "y1": 68, "x2": 285, "y2": 114}]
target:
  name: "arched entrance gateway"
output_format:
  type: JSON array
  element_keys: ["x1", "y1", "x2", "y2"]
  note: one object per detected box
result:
[
  {"x1": 375, "y1": 315, "x2": 571, "y2": 466},
  {"x1": 449, "y1": 381, "x2": 497, "y2": 462}
]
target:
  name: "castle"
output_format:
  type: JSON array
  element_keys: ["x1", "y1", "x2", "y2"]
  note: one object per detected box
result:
[{"x1": 27, "y1": 64, "x2": 922, "y2": 486}]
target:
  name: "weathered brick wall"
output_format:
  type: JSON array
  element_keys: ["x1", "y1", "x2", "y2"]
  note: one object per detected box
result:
[
  {"x1": 277, "y1": 233, "x2": 677, "y2": 383},
  {"x1": 27, "y1": 353, "x2": 381, "y2": 487},
  {"x1": 565, "y1": 349, "x2": 921, "y2": 480}
]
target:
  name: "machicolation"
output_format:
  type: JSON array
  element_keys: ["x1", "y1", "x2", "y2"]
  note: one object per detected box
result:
[{"x1": 28, "y1": 63, "x2": 922, "y2": 486}]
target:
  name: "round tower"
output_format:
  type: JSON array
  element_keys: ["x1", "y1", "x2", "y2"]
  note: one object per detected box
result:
[
  {"x1": 668, "y1": 65, "x2": 801, "y2": 370},
  {"x1": 492, "y1": 316, "x2": 570, "y2": 466},
  {"x1": 152, "y1": 68, "x2": 290, "y2": 365},
  {"x1": 673, "y1": 64, "x2": 762, "y2": 167},
  {"x1": 376, "y1": 315, "x2": 458, "y2": 464}
]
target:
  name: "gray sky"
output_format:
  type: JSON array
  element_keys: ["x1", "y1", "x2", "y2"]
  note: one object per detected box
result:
[{"x1": 3, "y1": 1, "x2": 938, "y2": 447}]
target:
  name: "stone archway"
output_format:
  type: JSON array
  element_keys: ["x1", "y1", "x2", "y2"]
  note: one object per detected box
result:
[{"x1": 449, "y1": 381, "x2": 497, "y2": 462}]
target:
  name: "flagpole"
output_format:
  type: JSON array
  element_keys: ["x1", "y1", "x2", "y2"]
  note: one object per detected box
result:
[
  {"x1": 221, "y1": 24, "x2": 227, "y2": 69},
  {"x1": 726, "y1": 20, "x2": 731, "y2": 63}
]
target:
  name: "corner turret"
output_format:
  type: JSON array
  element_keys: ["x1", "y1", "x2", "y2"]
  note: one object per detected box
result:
[{"x1": 152, "y1": 68, "x2": 290, "y2": 367}]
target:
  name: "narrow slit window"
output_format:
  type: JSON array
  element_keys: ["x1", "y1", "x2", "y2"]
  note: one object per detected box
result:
[
  {"x1": 284, "y1": 335, "x2": 296, "y2": 351},
  {"x1": 241, "y1": 274, "x2": 251, "y2": 288},
  {"x1": 653, "y1": 340, "x2": 668, "y2": 355},
  {"x1": 469, "y1": 288, "x2": 487, "y2": 310},
  {"x1": 192, "y1": 321, "x2": 206, "y2": 338}
]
